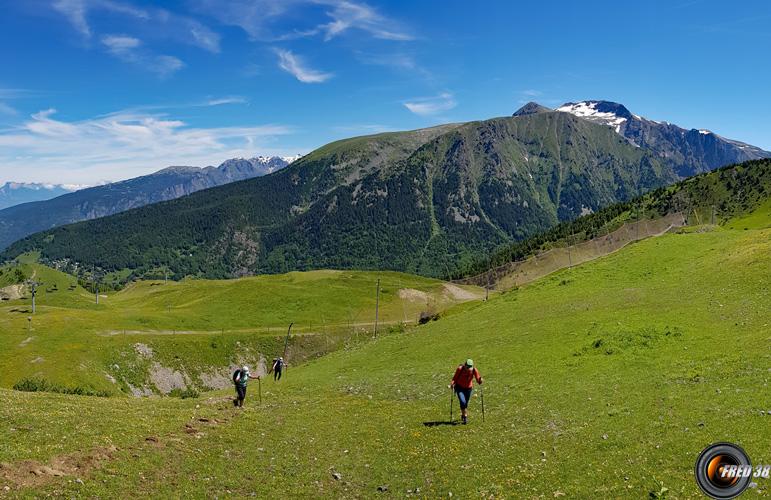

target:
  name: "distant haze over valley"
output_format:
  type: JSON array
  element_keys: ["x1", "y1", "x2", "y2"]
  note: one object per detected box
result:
[
  {"x1": 0, "y1": 182, "x2": 84, "y2": 210},
  {"x1": 0, "y1": 154, "x2": 299, "y2": 249}
]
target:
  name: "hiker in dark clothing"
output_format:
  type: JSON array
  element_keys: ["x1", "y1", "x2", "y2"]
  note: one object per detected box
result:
[
  {"x1": 232, "y1": 365, "x2": 260, "y2": 407},
  {"x1": 270, "y1": 357, "x2": 285, "y2": 381},
  {"x1": 450, "y1": 359, "x2": 483, "y2": 424}
]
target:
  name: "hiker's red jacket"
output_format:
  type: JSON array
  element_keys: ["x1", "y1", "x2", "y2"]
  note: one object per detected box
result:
[{"x1": 451, "y1": 365, "x2": 482, "y2": 389}]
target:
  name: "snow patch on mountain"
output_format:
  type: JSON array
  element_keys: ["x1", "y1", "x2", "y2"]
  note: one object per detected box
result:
[
  {"x1": 252, "y1": 154, "x2": 302, "y2": 165},
  {"x1": 552, "y1": 99, "x2": 771, "y2": 177},
  {"x1": 556, "y1": 101, "x2": 628, "y2": 132},
  {"x1": 227, "y1": 155, "x2": 302, "y2": 174}
]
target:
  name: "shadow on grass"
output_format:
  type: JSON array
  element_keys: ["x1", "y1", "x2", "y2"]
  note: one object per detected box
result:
[{"x1": 422, "y1": 421, "x2": 459, "y2": 427}]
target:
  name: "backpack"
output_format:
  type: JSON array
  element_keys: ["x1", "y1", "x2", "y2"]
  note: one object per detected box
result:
[{"x1": 232, "y1": 369, "x2": 242, "y2": 383}]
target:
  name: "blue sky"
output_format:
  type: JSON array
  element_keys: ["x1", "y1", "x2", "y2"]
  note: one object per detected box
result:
[{"x1": 1, "y1": 0, "x2": 769, "y2": 184}]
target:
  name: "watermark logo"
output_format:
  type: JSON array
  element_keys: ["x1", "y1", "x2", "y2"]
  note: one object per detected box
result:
[{"x1": 695, "y1": 442, "x2": 769, "y2": 499}]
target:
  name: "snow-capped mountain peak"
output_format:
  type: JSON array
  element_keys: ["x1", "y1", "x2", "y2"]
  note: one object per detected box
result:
[
  {"x1": 251, "y1": 154, "x2": 302, "y2": 165},
  {"x1": 553, "y1": 99, "x2": 770, "y2": 177},
  {"x1": 556, "y1": 100, "x2": 632, "y2": 133}
]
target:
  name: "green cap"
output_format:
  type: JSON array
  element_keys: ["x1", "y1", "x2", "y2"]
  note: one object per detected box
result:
[{"x1": 465, "y1": 359, "x2": 474, "y2": 367}]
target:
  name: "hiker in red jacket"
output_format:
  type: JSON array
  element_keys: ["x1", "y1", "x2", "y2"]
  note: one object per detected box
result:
[{"x1": 450, "y1": 359, "x2": 483, "y2": 424}]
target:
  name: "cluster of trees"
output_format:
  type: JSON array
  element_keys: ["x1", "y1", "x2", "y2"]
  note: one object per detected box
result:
[
  {"x1": 0, "y1": 265, "x2": 26, "y2": 286},
  {"x1": 451, "y1": 159, "x2": 771, "y2": 280}
]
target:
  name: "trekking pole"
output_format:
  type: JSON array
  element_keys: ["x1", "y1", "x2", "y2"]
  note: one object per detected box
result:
[
  {"x1": 258, "y1": 377, "x2": 262, "y2": 405},
  {"x1": 449, "y1": 386, "x2": 453, "y2": 422},
  {"x1": 480, "y1": 384, "x2": 485, "y2": 422}
]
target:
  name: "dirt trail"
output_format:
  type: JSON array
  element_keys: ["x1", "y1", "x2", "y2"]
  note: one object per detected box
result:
[
  {"x1": 99, "y1": 321, "x2": 409, "y2": 337},
  {"x1": 397, "y1": 288, "x2": 429, "y2": 301},
  {"x1": 456, "y1": 212, "x2": 686, "y2": 290},
  {"x1": 442, "y1": 283, "x2": 482, "y2": 301}
]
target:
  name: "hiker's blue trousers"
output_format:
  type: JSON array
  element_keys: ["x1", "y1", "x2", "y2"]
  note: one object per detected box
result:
[{"x1": 455, "y1": 387, "x2": 473, "y2": 410}]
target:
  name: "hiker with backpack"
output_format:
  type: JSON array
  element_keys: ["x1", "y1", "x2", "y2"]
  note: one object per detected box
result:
[
  {"x1": 449, "y1": 359, "x2": 483, "y2": 424},
  {"x1": 232, "y1": 365, "x2": 260, "y2": 408},
  {"x1": 270, "y1": 357, "x2": 285, "y2": 381}
]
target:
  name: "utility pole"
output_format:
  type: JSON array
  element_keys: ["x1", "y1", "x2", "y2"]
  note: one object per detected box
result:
[
  {"x1": 26, "y1": 280, "x2": 40, "y2": 314},
  {"x1": 91, "y1": 268, "x2": 99, "y2": 305},
  {"x1": 282, "y1": 323, "x2": 294, "y2": 360},
  {"x1": 374, "y1": 278, "x2": 380, "y2": 337},
  {"x1": 636, "y1": 202, "x2": 640, "y2": 240}
]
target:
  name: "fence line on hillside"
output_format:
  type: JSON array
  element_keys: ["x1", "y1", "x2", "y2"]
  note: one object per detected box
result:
[{"x1": 452, "y1": 211, "x2": 686, "y2": 291}]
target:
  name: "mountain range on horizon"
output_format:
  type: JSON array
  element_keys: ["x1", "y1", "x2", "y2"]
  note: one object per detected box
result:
[
  {"x1": 0, "y1": 182, "x2": 84, "y2": 211},
  {"x1": 519, "y1": 100, "x2": 770, "y2": 176},
  {"x1": 2, "y1": 99, "x2": 769, "y2": 280},
  {"x1": 0, "y1": 155, "x2": 300, "y2": 250}
]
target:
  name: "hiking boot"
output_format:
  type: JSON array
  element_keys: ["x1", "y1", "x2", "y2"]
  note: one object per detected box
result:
[{"x1": 462, "y1": 415, "x2": 467, "y2": 425}]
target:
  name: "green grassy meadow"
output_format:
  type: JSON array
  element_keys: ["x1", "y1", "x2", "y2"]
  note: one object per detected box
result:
[
  {"x1": 0, "y1": 268, "x2": 482, "y2": 393},
  {"x1": 1, "y1": 208, "x2": 770, "y2": 498}
]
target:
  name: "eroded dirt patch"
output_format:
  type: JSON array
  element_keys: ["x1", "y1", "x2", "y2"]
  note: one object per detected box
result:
[
  {"x1": 397, "y1": 288, "x2": 429, "y2": 302},
  {"x1": 133, "y1": 343, "x2": 154, "y2": 359},
  {"x1": 0, "y1": 397, "x2": 239, "y2": 491},
  {"x1": 0, "y1": 284, "x2": 24, "y2": 301},
  {"x1": 148, "y1": 362, "x2": 189, "y2": 394},
  {"x1": 442, "y1": 283, "x2": 480, "y2": 301},
  {"x1": 0, "y1": 445, "x2": 119, "y2": 489}
]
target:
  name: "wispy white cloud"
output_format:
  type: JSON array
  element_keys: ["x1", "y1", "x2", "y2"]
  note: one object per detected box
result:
[
  {"x1": 355, "y1": 51, "x2": 433, "y2": 81},
  {"x1": 403, "y1": 92, "x2": 456, "y2": 116},
  {"x1": 187, "y1": 23, "x2": 220, "y2": 53},
  {"x1": 0, "y1": 108, "x2": 292, "y2": 184},
  {"x1": 205, "y1": 96, "x2": 248, "y2": 106},
  {"x1": 101, "y1": 34, "x2": 141, "y2": 53},
  {"x1": 318, "y1": 1, "x2": 413, "y2": 41},
  {"x1": 23, "y1": 108, "x2": 79, "y2": 136},
  {"x1": 51, "y1": 0, "x2": 221, "y2": 53},
  {"x1": 193, "y1": 0, "x2": 411, "y2": 42},
  {"x1": 148, "y1": 55, "x2": 185, "y2": 77},
  {"x1": 100, "y1": 34, "x2": 184, "y2": 77},
  {"x1": 88, "y1": 96, "x2": 250, "y2": 116},
  {"x1": 52, "y1": 0, "x2": 91, "y2": 37},
  {"x1": 0, "y1": 88, "x2": 47, "y2": 118},
  {"x1": 276, "y1": 49, "x2": 333, "y2": 83}
]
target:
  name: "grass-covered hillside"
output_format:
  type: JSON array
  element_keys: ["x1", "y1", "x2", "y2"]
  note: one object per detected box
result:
[
  {"x1": 0, "y1": 267, "x2": 483, "y2": 395},
  {"x1": 1, "y1": 198, "x2": 768, "y2": 497}
]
